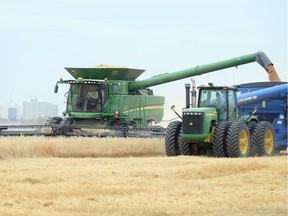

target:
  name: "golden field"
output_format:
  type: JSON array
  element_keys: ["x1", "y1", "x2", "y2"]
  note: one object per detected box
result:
[{"x1": 0, "y1": 136, "x2": 287, "y2": 216}]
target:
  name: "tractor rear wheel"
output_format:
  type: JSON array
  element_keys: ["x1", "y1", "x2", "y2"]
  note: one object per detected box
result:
[
  {"x1": 226, "y1": 122, "x2": 250, "y2": 157},
  {"x1": 253, "y1": 121, "x2": 275, "y2": 156},
  {"x1": 165, "y1": 121, "x2": 182, "y2": 156},
  {"x1": 212, "y1": 121, "x2": 230, "y2": 157}
]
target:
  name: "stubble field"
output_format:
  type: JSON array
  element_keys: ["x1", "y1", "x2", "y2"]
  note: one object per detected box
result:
[{"x1": 0, "y1": 136, "x2": 287, "y2": 216}]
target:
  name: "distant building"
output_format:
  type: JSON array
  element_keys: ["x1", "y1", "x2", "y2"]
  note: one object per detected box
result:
[
  {"x1": 0, "y1": 102, "x2": 20, "y2": 121},
  {"x1": 22, "y1": 99, "x2": 58, "y2": 120}
]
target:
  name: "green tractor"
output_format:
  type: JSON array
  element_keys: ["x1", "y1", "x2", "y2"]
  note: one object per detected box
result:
[{"x1": 165, "y1": 83, "x2": 275, "y2": 157}]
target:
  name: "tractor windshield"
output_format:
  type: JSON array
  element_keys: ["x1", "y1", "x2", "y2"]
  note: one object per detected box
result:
[
  {"x1": 199, "y1": 89, "x2": 236, "y2": 121},
  {"x1": 69, "y1": 84, "x2": 108, "y2": 112}
]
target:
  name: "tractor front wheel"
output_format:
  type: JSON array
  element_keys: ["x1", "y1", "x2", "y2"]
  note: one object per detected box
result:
[
  {"x1": 180, "y1": 137, "x2": 197, "y2": 156},
  {"x1": 165, "y1": 121, "x2": 182, "y2": 156},
  {"x1": 212, "y1": 121, "x2": 230, "y2": 157}
]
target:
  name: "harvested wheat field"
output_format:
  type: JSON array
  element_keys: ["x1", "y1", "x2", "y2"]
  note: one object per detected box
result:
[{"x1": 0, "y1": 136, "x2": 287, "y2": 216}]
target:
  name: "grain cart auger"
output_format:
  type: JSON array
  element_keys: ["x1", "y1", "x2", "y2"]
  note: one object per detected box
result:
[
  {"x1": 165, "y1": 83, "x2": 276, "y2": 158},
  {"x1": 0, "y1": 51, "x2": 278, "y2": 137}
]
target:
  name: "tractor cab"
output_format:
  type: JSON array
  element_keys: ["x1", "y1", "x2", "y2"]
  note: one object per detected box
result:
[
  {"x1": 179, "y1": 84, "x2": 238, "y2": 141},
  {"x1": 198, "y1": 85, "x2": 238, "y2": 121}
]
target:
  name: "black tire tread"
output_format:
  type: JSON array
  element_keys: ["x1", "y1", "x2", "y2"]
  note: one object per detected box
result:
[
  {"x1": 164, "y1": 121, "x2": 182, "y2": 156},
  {"x1": 226, "y1": 122, "x2": 250, "y2": 157},
  {"x1": 253, "y1": 121, "x2": 275, "y2": 156},
  {"x1": 213, "y1": 121, "x2": 230, "y2": 157},
  {"x1": 180, "y1": 137, "x2": 193, "y2": 155},
  {"x1": 247, "y1": 121, "x2": 258, "y2": 156}
]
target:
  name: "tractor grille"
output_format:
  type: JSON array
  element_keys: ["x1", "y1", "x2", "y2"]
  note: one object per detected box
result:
[{"x1": 182, "y1": 112, "x2": 204, "y2": 134}]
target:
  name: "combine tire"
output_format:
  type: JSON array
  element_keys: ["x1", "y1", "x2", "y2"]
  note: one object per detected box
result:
[
  {"x1": 226, "y1": 122, "x2": 250, "y2": 157},
  {"x1": 165, "y1": 121, "x2": 182, "y2": 156},
  {"x1": 253, "y1": 121, "x2": 275, "y2": 156},
  {"x1": 247, "y1": 121, "x2": 258, "y2": 156},
  {"x1": 44, "y1": 117, "x2": 63, "y2": 126},
  {"x1": 212, "y1": 121, "x2": 230, "y2": 157},
  {"x1": 60, "y1": 117, "x2": 72, "y2": 126}
]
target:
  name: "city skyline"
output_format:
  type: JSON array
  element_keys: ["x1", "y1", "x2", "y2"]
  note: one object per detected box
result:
[{"x1": 0, "y1": 99, "x2": 58, "y2": 121}]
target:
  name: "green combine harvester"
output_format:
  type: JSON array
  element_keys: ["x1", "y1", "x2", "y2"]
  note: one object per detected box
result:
[{"x1": 53, "y1": 66, "x2": 164, "y2": 128}]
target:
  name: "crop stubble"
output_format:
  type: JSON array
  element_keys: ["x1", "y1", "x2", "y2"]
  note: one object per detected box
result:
[{"x1": 0, "y1": 136, "x2": 287, "y2": 216}]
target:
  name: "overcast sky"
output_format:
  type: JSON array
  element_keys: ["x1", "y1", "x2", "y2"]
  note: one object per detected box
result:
[{"x1": 0, "y1": 0, "x2": 287, "y2": 121}]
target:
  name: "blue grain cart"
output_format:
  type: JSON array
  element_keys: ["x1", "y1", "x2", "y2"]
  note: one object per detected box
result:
[{"x1": 237, "y1": 82, "x2": 287, "y2": 151}]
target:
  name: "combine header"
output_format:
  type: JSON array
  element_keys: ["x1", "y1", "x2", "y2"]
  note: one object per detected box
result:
[{"x1": 0, "y1": 51, "x2": 280, "y2": 138}]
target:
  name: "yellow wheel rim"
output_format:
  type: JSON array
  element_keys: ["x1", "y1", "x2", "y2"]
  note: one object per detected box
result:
[
  {"x1": 239, "y1": 130, "x2": 248, "y2": 155},
  {"x1": 264, "y1": 129, "x2": 274, "y2": 154}
]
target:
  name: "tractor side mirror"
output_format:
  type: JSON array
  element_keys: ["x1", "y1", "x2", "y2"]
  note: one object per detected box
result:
[{"x1": 54, "y1": 85, "x2": 58, "y2": 93}]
